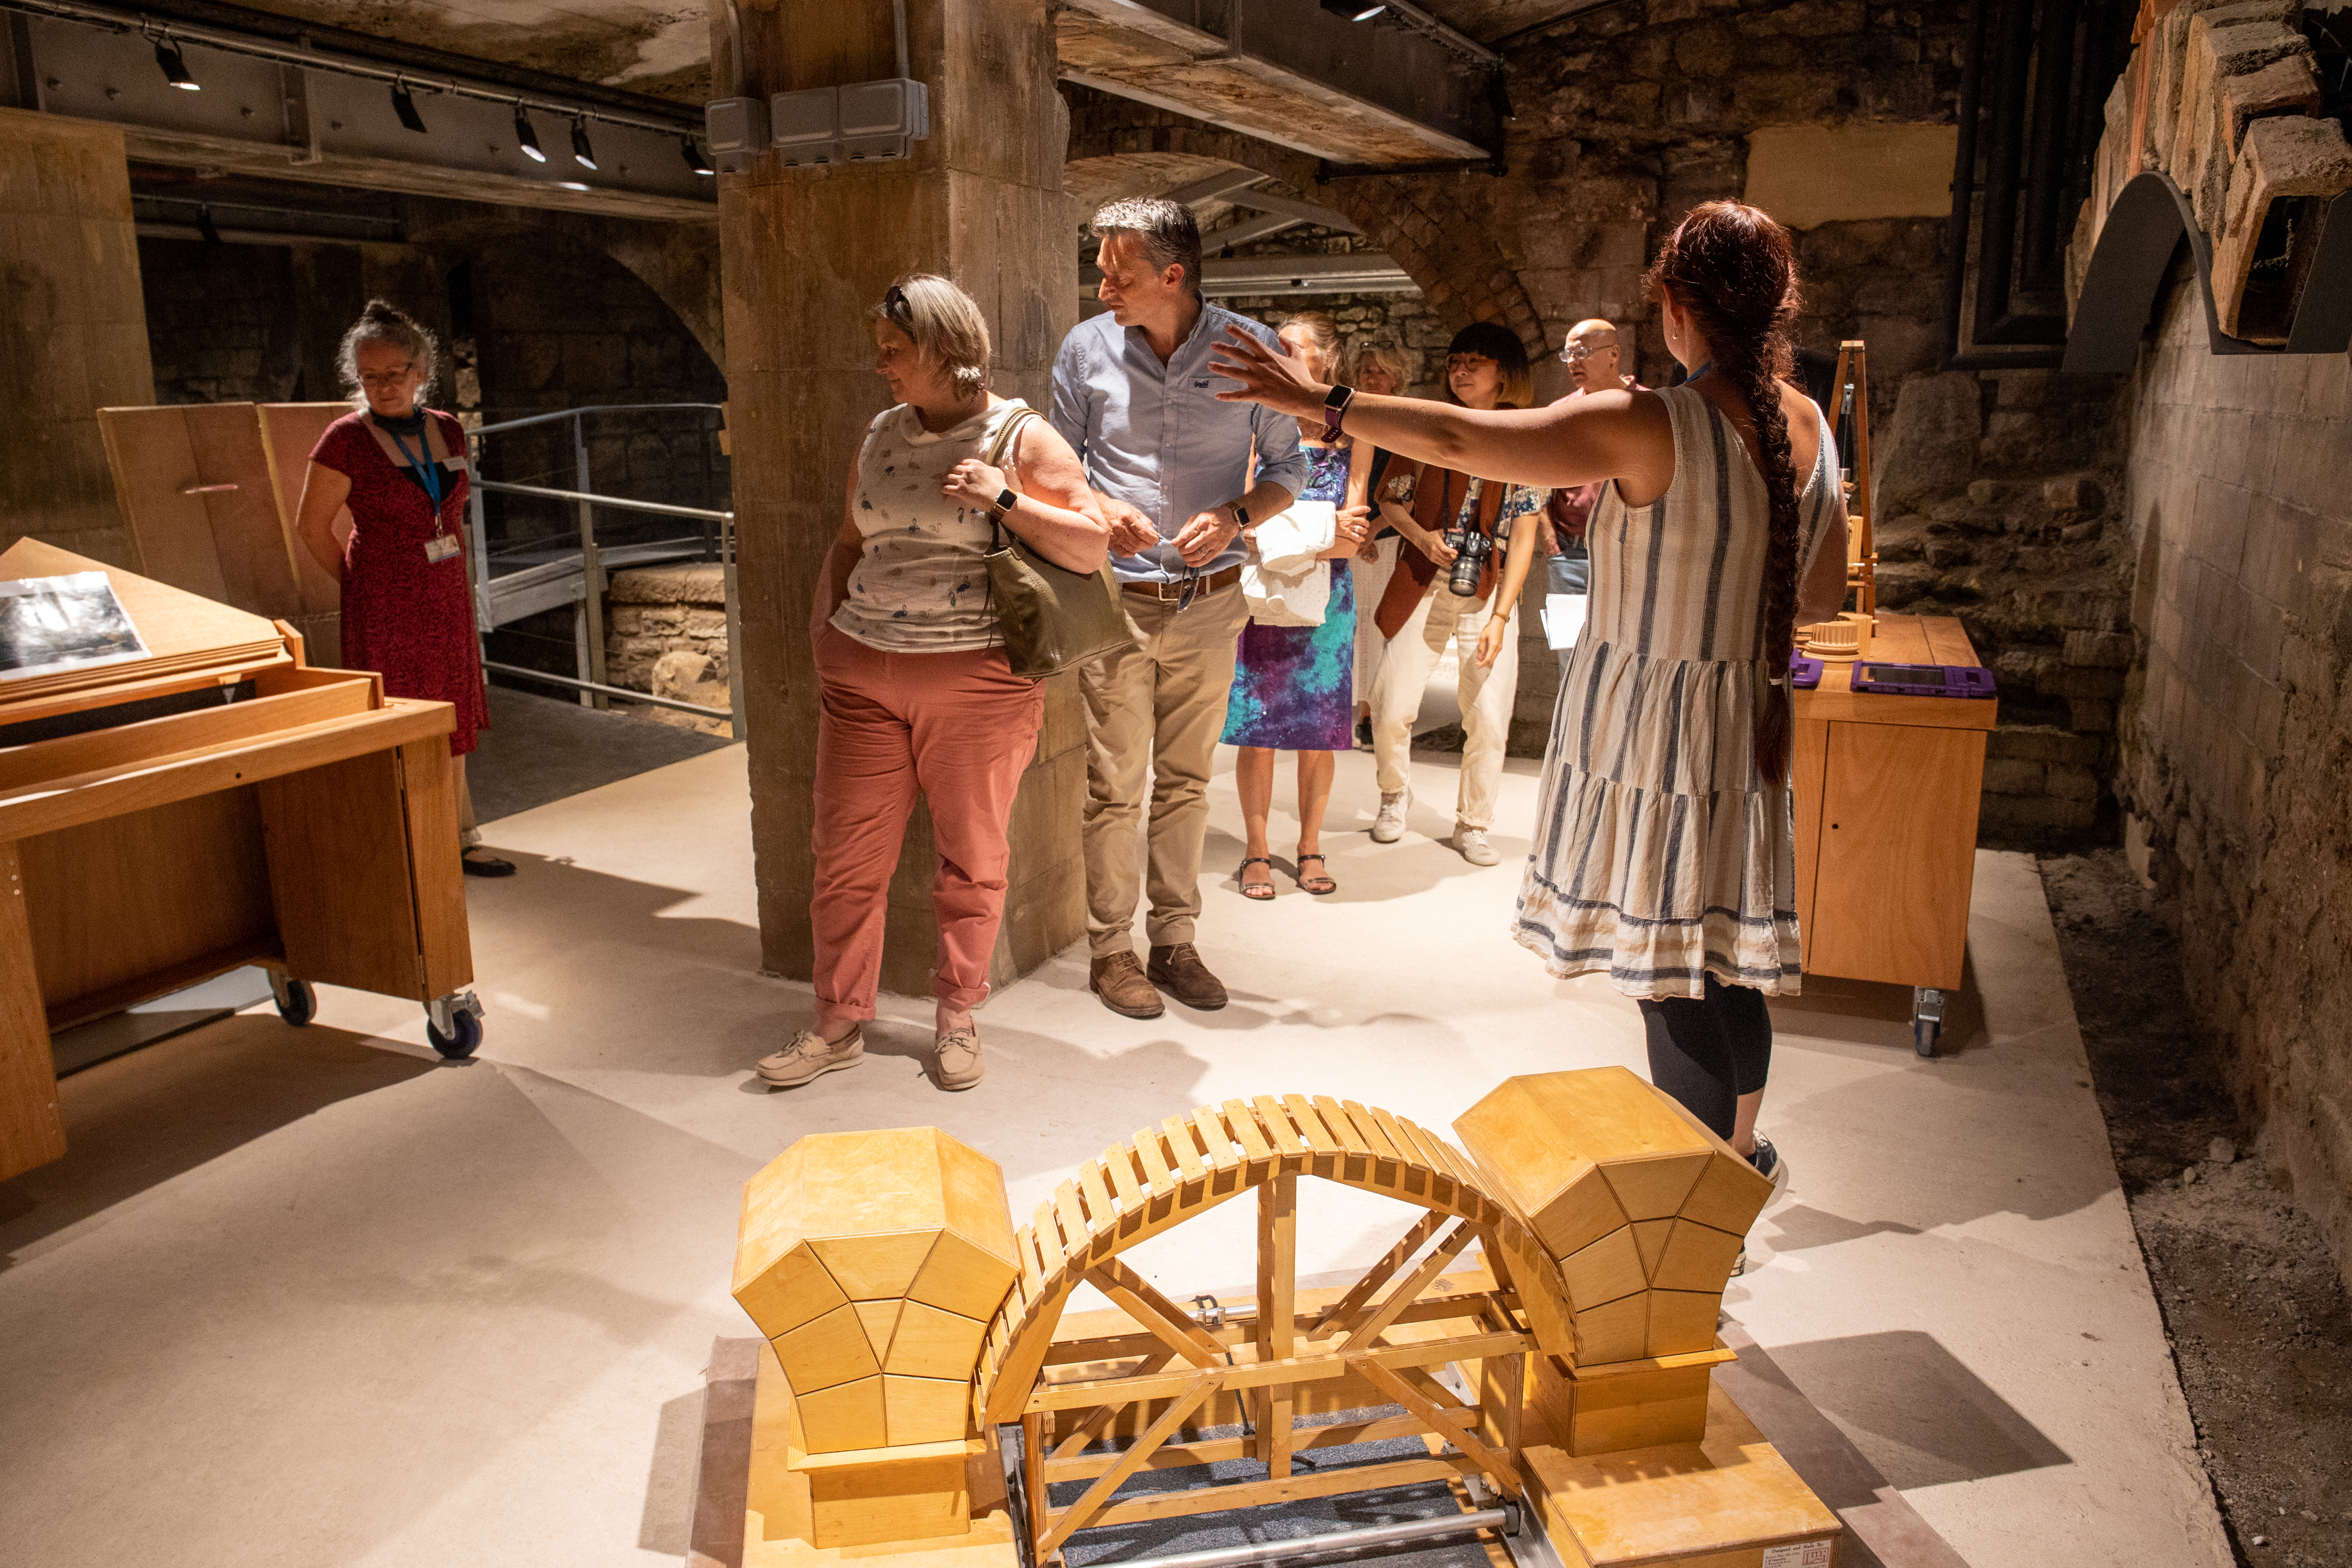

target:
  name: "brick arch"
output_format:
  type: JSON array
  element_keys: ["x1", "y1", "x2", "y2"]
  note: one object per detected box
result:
[
  {"x1": 397, "y1": 205, "x2": 724, "y2": 370},
  {"x1": 1062, "y1": 89, "x2": 1544, "y2": 358}
]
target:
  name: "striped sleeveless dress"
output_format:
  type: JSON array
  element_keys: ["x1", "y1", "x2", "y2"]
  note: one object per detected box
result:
[{"x1": 1513, "y1": 383, "x2": 1843, "y2": 999}]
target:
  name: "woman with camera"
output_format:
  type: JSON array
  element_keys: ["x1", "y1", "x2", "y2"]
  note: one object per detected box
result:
[
  {"x1": 1221, "y1": 313, "x2": 1375, "y2": 899},
  {"x1": 1361, "y1": 321, "x2": 1548, "y2": 867},
  {"x1": 1210, "y1": 201, "x2": 1852, "y2": 1205}
]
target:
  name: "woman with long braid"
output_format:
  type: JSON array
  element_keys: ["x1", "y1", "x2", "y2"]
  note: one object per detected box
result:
[{"x1": 1211, "y1": 202, "x2": 1850, "y2": 1208}]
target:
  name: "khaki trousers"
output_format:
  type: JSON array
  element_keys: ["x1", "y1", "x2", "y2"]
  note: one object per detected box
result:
[
  {"x1": 1369, "y1": 581, "x2": 1519, "y2": 830},
  {"x1": 1080, "y1": 582, "x2": 1250, "y2": 957}
]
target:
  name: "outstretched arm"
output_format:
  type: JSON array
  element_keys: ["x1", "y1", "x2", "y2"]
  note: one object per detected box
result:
[{"x1": 1211, "y1": 327, "x2": 1672, "y2": 496}]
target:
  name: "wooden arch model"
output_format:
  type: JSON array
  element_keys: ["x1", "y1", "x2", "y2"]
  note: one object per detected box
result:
[{"x1": 974, "y1": 1094, "x2": 1576, "y2": 1563}]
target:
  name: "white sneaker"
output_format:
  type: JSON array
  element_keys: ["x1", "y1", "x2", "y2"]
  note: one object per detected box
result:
[
  {"x1": 1456, "y1": 825, "x2": 1500, "y2": 866},
  {"x1": 1371, "y1": 791, "x2": 1407, "y2": 843}
]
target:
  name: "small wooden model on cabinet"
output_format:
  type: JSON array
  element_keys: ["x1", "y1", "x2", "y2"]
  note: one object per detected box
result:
[
  {"x1": 0, "y1": 540, "x2": 485, "y2": 1185},
  {"x1": 721, "y1": 1070, "x2": 1839, "y2": 1568}
]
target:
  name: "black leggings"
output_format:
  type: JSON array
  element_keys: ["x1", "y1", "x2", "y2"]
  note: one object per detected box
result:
[{"x1": 1637, "y1": 974, "x2": 1772, "y2": 1141}]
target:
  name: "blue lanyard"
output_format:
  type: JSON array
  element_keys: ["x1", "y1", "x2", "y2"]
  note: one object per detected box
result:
[
  {"x1": 380, "y1": 418, "x2": 446, "y2": 514},
  {"x1": 1688, "y1": 359, "x2": 1714, "y2": 383}
]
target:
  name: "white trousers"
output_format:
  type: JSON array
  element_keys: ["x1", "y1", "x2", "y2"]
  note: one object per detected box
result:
[
  {"x1": 1350, "y1": 537, "x2": 1401, "y2": 711},
  {"x1": 1369, "y1": 580, "x2": 1519, "y2": 831}
]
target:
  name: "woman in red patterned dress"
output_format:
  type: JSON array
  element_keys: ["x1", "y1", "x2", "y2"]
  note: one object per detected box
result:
[{"x1": 293, "y1": 299, "x2": 508, "y2": 876}]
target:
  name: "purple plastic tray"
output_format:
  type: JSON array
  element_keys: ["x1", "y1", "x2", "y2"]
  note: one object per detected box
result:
[{"x1": 1850, "y1": 662, "x2": 1998, "y2": 698}]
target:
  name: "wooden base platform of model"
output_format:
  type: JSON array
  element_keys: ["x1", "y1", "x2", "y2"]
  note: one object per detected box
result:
[{"x1": 727, "y1": 1071, "x2": 1840, "y2": 1568}]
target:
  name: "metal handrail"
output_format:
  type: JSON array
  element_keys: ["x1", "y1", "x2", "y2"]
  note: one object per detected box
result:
[
  {"x1": 474, "y1": 478, "x2": 732, "y2": 523},
  {"x1": 483, "y1": 660, "x2": 733, "y2": 722},
  {"x1": 469, "y1": 400, "x2": 727, "y2": 437},
  {"x1": 465, "y1": 401, "x2": 740, "y2": 729}
]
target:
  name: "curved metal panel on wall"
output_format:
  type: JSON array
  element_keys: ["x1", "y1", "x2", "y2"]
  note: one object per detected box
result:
[{"x1": 2063, "y1": 173, "x2": 2347, "y2": 373}]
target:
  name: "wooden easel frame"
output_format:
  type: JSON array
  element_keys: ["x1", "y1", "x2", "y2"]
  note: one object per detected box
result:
[{"x1": 1830, "y1": 340, "x2": 1877, "y2": 626}]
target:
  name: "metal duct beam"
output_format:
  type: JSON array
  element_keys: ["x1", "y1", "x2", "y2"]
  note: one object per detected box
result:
[{"x1": 0, "y1": 2, "x2": 714, "y2": 222}]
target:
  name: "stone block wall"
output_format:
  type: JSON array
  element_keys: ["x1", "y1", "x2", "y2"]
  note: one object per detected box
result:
[
  {"x1": 2114, "y1": 272, "x2": 2352, "y2": 1288},
  {"x1": 605, "y1": 563, "x2": 731, "y2": 690},
  {"x1": 138, "y1": 239, "x2": 302, "y2": 405}
]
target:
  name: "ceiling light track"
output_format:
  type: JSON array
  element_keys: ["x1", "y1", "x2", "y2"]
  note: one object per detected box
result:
[{"x1": 0, "y1": 0, "x2": 700, "y2": 138}]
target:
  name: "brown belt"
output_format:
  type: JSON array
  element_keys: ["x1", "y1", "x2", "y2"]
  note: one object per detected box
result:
[{"x1": 1121, "y1": 564, "x2": 1243, "y2": 602}]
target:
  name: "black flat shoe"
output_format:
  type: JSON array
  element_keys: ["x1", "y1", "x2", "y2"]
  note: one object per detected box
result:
[{"x1": 461, "y1": 851, "x2": 516, "y2": 878}]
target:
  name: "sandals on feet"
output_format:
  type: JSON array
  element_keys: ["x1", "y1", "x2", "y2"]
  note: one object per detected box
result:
[
  {"x1": 1295, "y1": 852, "x2": 1336, "y2": 896},
  {"x1": 1238, "y1": 856, "x2": 1277, "y2": 901}
]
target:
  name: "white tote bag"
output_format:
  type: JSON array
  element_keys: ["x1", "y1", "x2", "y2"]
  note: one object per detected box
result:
[{"x1": 1240, "y1": 500, "x2": 1337, "y2": 628}]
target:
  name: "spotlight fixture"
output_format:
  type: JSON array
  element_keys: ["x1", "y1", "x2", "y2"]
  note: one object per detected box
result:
[
  {"x1": 570, "y1": 117, "x2": 597, "y2": 171},
  {"x1": 1319, "y1": 0, "x2": 1386, "y2": 17},
  {"x1": 196, "y1": 204, "x2": 222, "y2": 245},
  {"x1": 153, "y1": 34, "x2": 200, "y2": 90},
  {"x1": 391, "y1": 78, "x2": 427, "y2": 134},
  {"x1": 513, "y1": 103, "x2": 546, "y2": 162},
  {"x1": 682, "y1": 135, "x2": 714, "y2": 176}
]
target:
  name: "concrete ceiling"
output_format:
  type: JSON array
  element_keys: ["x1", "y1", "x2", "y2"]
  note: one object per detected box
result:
[
  {"x1": 159, "y1": 0, "x2": 715, "y2": 101},
  {"x1": 190, "y1": 0, "x2": 1589, "y2": 143}
]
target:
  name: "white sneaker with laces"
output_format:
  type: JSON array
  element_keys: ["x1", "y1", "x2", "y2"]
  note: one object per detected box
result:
[
  {"x1": 1371, "y1": 790, "x2": 1408, "y2": 843},
  {"x1": 1456, "y1": 825, "x2": 1500, "y2": 866}
]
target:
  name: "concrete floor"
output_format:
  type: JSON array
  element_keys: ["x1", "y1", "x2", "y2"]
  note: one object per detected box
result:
[{"x1": 0, "y1": 741, "x2": 2230, "y2": 1568}]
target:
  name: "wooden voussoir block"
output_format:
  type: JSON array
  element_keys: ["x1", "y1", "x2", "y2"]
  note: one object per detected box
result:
[
  {"x1": 1525, "y1": 1345, "x2": 1737, "y2": 1458},
  {"x1": 734, "y1": 1127, "x2": 1020, "y2": 1453},
  {"x1": 2215, "y1": 113, "x2": 2352, "y2": 341},
  {"x1": 1455, "y1": 1069, "x2": 1771, "y2": 1359},
  {"x1": 1520, "y1": 1383, "x2": 1840, "y2": 1568}
]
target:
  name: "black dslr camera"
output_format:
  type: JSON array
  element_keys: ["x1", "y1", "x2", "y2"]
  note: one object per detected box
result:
[{"x1": 1445, "y1": 527, "x2": 1492, "y2": 597}]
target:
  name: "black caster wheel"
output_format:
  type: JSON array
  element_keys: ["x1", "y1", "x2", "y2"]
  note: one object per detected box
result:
[
  {"x1": 272, "y1": 977, "x2": 317, "y2": 1028},
  {"x1": 428, "y1": 1009, "x2": 482, "y2": 1059},
  {"x1": 1913, "y1": 1018, "x2": 1941, "y2": 1058}
]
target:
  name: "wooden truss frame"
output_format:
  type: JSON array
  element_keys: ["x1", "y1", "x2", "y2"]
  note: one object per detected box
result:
[{"x1": 973, "y1": 1096, "x2": 1575, "y2": 1564}]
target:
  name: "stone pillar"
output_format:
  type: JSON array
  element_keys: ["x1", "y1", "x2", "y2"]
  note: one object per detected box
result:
[
  {"x1": 0, "y1": 108, "x2": 155, "y2": 565},
  {"x1": 714, "y1": 0, "x2": 1081, "y2": 991}
]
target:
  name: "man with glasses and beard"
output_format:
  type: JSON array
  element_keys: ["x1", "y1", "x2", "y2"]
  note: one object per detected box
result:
[
  {"x1": 1537, "y1": 319, "x2": 1645, "y2": 676},
  {"x1": 1052, "y1": 198, "x2": 1308, "y2": 1019}
]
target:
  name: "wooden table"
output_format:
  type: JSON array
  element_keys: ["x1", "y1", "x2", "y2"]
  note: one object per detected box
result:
[
  {"x1": 0, "y1": 541, "x2": 482, "y2": 1184},
  {"x1": 1790, "y1": 614, "x2": 1995, "y2": 1055}
]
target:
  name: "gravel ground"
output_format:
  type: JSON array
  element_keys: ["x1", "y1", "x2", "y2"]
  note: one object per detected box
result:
[{"x1": 2040, "y1": 851, "x2": 2352, "y2": 1568}]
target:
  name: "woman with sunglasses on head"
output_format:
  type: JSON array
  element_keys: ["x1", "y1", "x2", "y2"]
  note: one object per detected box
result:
[
  {"x1": 754, "y1": 274, "x2": 1108, "y2": 1094},
  {"x1": 1212, "y1": 202, "x2": 1852, "y2": 1210},
  {"x1": 295, "y1": 299, "x2": 506, "y2": 877},
  {"x1": 1221, "y1": 313, "x2": 1376, "y2": 900}
]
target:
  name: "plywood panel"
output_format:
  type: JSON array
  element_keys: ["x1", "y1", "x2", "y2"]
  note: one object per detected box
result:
[
  {"x1": 19, "y1": 789, "x2": 274, "y2": 1012},
  {"x1": 96, "y1": 406, "x2": 230, "y2": 603},
  {"x1": 398, "y1": 739, "x2": 472, "y2": 995},
  {"x1": 258, "y1": 403, "x2": 355, "y2": 618},
  {"x1": 1808, "y1": 721, "x2": 1986, "y2": 990},
  {"x1": 0, "y1": 841, "x2": 68, "y2": 1182},
  {"x1": 182, "y1": 402, "x2": 303, "y2": 618},
  {"x1": 1790, "y1": 716, "x2": 1829, "y2": 970},
  {"x1": 260, "y1": 748, "x2": 425, "y2": 999}
]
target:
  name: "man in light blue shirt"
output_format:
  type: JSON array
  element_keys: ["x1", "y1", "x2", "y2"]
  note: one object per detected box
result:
[{"x1": 1051, "y1": 197, "x2": 1308, "y2": 1020}]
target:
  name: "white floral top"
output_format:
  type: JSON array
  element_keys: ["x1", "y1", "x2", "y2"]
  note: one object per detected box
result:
[
  {"x1": 832, "y1": 399, "x2": 1031, "y2": 653},
  {"x1": 1381, "y1": 467, "x2": 1548, "y2": 541}
]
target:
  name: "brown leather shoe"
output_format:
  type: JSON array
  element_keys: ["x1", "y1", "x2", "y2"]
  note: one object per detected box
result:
[
  {"x1": 1090, "y1": 951, "x2": 1165, "y2": 1019},
  {"x1": 1147, "y1": 943, "x2": 1228, "y2": 1011}
]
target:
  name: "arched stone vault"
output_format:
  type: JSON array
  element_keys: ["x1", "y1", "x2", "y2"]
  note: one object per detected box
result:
[{"x1": 1063, "y1": 90, "x2": 1546, "y2": 358}]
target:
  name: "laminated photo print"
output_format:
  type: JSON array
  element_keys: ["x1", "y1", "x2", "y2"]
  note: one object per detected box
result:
[{"x1": 0, "y1": 572, "x2": 150, "y2": 681}]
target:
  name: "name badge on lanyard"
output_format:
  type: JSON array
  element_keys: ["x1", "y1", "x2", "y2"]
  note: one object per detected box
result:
[{"x1": 383, "y1": 418, "x2": 459, "y2": 566}]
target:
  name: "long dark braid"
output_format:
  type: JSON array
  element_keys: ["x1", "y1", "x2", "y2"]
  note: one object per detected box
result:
[{"x1": 1644, "y1": 202, "x2": 1805, "y2": 784}]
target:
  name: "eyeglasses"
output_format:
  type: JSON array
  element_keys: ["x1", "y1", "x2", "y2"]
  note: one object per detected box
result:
[
  {"x1": 1446, "y1": 354, "x2": 1497, "y2": 372},
  {"x1": 357, "y1": 366, "x2": 415, "y2": 386},
  {"x1": 882, "y1": 284, "x2": 912, "y2": 326},
  {"x1": 1559, "y1": 342, "x2": 1613, "y2": 363}
]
